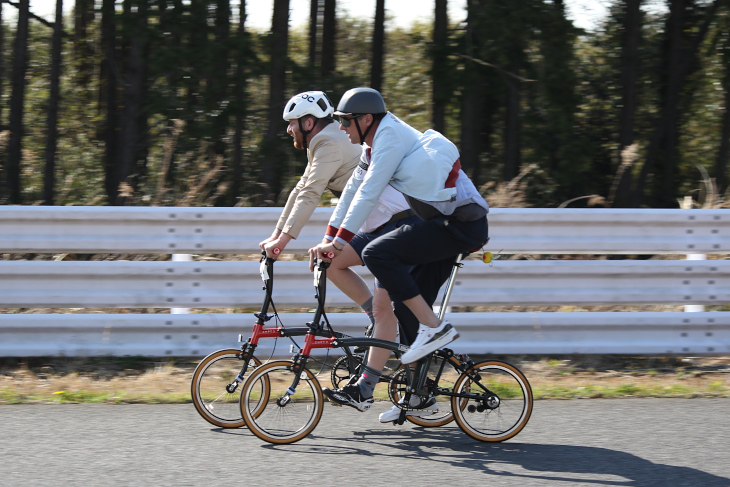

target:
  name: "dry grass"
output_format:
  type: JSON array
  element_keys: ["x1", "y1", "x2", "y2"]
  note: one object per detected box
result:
[
  {"x1": 522, "y1": 356, "x2": 730, "y2": 399},
  {"x1": 1, "y1": 355, "x2": 727, "y2": 405},
  {"x1": 0, "y1": 359, "x2": 194, "y2": 404}
]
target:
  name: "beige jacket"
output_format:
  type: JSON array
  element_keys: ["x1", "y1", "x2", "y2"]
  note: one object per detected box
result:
[{"x1": 276, "y1": 123, "x2": 361, "y2": 239}]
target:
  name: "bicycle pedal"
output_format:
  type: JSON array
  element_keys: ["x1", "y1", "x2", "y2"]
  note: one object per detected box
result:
[
  {"x1": 419, "y1": 396, "x2": 437, "y2": 409},
  {"x1": 328, "y1": 400, "x2": 343, "y2": 407},
  {"x1": 353, "y1": 346, "x2": 366, "y2": 354}
]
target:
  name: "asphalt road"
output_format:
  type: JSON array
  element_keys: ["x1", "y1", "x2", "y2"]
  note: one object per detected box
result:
[{"x1": 1, "y1": 399, "x2": 729, "y2": 487}]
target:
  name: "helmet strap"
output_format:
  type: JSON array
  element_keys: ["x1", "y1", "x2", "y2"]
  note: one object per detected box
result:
[
  {"x1": 298, "y1": 117, "x2": 318, "y2": 149},
  {"x1": 355, "y1": 115, "x2": 375, "y2": 145}
]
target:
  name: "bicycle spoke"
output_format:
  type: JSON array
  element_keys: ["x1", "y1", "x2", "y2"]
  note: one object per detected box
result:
[
  {"x1": 241, "y1": 361, "x2": 323, "y2": 444},
  {"x1": 191, "y1": 349, "x2": 262, "y2": 429},
  {"x1": 451, "y1": 360, "x2": 533, "y2": 442}
]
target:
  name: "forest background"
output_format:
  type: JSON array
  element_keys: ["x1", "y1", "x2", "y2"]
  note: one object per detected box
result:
[{"x1": 0, "y1": 0, "x2": 729, "y2": 210}]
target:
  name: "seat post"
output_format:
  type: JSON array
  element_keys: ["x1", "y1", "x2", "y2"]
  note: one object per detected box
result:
[{"x1": 436, "y1": 253, "x2": 464, "y2": 321}]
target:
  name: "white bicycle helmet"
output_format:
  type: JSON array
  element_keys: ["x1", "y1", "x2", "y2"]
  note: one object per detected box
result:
[{"x1": 282, "y1": 91, "x2": 334, "y2": 121}]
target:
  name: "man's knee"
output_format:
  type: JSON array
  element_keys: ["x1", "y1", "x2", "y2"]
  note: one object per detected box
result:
[
  {"x1": 361, "y1": 242, "x2": 379, "y2": 268},
  {"x1": 371, "y1": 287, "x2": 392, "y2": 313}
]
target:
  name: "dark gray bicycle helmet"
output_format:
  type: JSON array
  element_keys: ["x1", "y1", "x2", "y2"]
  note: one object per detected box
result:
[
  {"x1": 334, "y1": 87, "x2": 386, "y2": 116},
  {"x1": 335, "y1": 88, "x2": 386, "y2": 144}
]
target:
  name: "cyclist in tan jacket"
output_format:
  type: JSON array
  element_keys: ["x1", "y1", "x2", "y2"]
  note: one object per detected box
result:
[{"x1": 259, "y1": 91, "x2": 361, "y2": 258}]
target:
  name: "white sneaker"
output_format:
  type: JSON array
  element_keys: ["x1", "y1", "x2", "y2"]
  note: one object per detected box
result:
[
  {"x1": 379, "y1": 397, "x2": 439, "y2": 423},
  {"x1": 399, "y1": 321, "x2": 459, "y2": 363}
]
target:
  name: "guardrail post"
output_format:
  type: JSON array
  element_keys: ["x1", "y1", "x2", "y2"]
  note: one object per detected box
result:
[
  {"x1": 171, "y1": 254, "x2": 191, "y2": 314},
  {"x1": 683, "y1": 196, "x2": 706, "y2": 312}
]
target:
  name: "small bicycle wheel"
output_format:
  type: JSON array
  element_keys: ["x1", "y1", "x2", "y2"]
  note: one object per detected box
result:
[
  {"x1": 191, "y1": 349, "x2": 263, "y2": 428},
  {"x1": 241, "y1": 360, "x2": 324, "y2": 444},
  {"x1": 330, "y1": 354, "x2": 363, "y2": 388},
  {"x1": 451, "y1": 360, "x2": 533, "y2": 442},
  {"x1": 389, "y1": 355, "x2": 463, "y2": 427}
]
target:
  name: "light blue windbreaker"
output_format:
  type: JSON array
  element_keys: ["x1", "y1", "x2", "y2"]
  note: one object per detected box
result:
[{"x1": 328, "y1": 112, "x2": 489, "y2": 241}]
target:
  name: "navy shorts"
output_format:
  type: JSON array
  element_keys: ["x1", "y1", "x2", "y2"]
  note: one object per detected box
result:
[{"x1": 348, "y1": 214, "x2": 421, "y2": 288}]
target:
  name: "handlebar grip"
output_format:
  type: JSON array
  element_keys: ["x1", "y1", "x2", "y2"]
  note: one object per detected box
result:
[{"x1": 324, "y1": 252, "x2": 334, "y2": 259}]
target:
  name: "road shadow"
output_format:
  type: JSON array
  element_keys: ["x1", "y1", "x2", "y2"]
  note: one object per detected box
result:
[{"x1": 265, "y1": 426, "x2": 730, "y2": 487}]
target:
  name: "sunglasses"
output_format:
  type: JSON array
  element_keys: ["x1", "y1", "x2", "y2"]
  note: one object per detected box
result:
[{"x1": 338, "y1": 115, "x2": 362, "y2": 127}]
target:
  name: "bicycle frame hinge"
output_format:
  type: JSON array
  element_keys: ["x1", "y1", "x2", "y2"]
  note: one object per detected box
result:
[{"x1": 254, "y1": 312, "x2": 274, "y2": 322}]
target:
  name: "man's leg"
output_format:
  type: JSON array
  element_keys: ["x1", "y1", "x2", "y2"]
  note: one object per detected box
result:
[
  {"x1": 326, "y1": 244, "x2": 374, "y2": 327},
  {"x1": 326, "y1": 244, "x2": 370, "y2": 304},
  {"x1": 364, "y1": 217, "x2": 488, "y2": 362},
  {"x1": 393, "y1": 259, "x2": 455, "y2": 345},
  {"x1": 364, "y1": 218, "x2": 481, "y2": 304},
  {"x1": 323, "y1": 217, "x2": 488, "y2": 410},
  {"x1": 365, "y1": 285, "x2": 398, "y2": 371}
]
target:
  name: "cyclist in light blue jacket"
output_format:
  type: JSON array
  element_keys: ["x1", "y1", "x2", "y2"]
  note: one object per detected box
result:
[{"x1": 310, "y1": 88, "x2": 489, "y2": 421}]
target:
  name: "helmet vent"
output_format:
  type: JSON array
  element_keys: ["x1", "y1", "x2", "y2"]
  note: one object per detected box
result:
[{"x1": 282, "y1": 91, "x2": 334, "y2": 120}]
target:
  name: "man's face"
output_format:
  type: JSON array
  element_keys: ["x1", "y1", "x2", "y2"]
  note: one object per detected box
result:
[
  {"x1": 287, "y1": 119, "x2": 306, "y2": 150},
  {"x1": 338, "y1": 115, "x2": 364, "y2": 145}
]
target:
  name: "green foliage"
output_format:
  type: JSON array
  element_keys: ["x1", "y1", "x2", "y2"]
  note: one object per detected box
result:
[
  {"x1": 1, "y1": 0, "x2": 729, "y2": 207},
  {"x1": 52, "y1": 389, "x2": 112, "y2": 403}
]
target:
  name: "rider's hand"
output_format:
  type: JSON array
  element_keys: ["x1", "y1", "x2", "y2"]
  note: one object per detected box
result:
[
  {"x1": 264, "y1": 240, "x2": 284, "y2": 260},
  {"x1": 308, "y1": 247, "x2": 318, "y2": 271},
  {"x1": 262, "y1": 233, "x2": 292, "y2": 260},
  {"x1": 258, "y1": 235, "x2": 277, "y2": 252},
  {"x1": 308, "y1": 242, "x2": 339, "y2": 271}
]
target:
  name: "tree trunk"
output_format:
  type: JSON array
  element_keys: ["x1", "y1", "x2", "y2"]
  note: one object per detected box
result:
[
  {"x1": 211, "y1": 0, "x2": 230, "y2": 159},
  {"x1": 44, "y1": 0, "x2": 64, "y2": 206},
  {"x1": 211, "y1": 0, "x2": 230, "y2": 108},
  {"x1": 0, "y1": 0, "x2": 5, "y2": 198},
  {"x1": 6, "y1": 0, "x2": 30, "y2": 204},
  {"x1": 633, "y1": 0, "x2": 719, "y2": 207},
  {"x1": 231, "y1": 0, "x2": 247, "y2": 204},
  {"x1": 101, "y1": 0, "x2": 119, "y2": 205},
  {"x1": 459, "y1": 0, "x2": 482, "y2": 178},
  {"x1": 503, "y1": 73, "x2": 521, "y2": 181},
  {"x1": 659, "y1": 0, "x2": 684, "y2": 207},
  {"x1": 715, "y1": 46, "x2": 730, "y2": 195},
  {"x1": 370, "y1": 0, "x2": 385, "y2": 92},
  {"x1": 0, "y1": 0, "x2": 5, "y2": 131},
  {"x1": 157, "y1": 0, "x2": 184, "y2": 96},
  {"x1": 262, "y1": 0, "x2": 290, "y2": 204},
  {"x1": 499, "y1": 0, "x2": 527, "y2": 183},
  {"x1": 308, "y1": 0, "x2": 318, "y2": 71},
  {"x1": 186, "y1": 0, "x2": 209, "y2": 138},
  {"x1": 118, "y1": 0, "x2": 149, "y2": 205},
  {"x1": 613, "y1": 0, "x2": 644, "y2": 208},
  {"x1": 432, "y1": 0, "x2": 448, "y2": 133},
  {"x1": 320, "y1": 0, "x2": 336, "y2": 79},
  {"x1": 74, "y1": 0, "x2": 95, "y2": 101}
]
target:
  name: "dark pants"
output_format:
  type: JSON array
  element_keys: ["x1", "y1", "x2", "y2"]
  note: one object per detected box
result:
[{"x1": 362, "y1": 215, "x2": 488, "y2": 345}]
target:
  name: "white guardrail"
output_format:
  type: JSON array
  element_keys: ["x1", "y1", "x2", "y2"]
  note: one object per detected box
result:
[
  {"x1": 0, "y1": 207, "x2": 728, "y2": 357},
  {"x1": 0, "y1": 206, "x2": 726, "y2": 254}
]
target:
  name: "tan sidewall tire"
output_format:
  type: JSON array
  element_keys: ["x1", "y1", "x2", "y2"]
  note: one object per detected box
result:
[{"x1": 191, "y1": 349, "x2": 262, "y2": 428}]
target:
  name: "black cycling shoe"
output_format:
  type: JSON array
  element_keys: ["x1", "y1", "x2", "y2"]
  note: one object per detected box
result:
[{"x1": 322, "y1": 384, "x2": 374, "y2": 412}]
